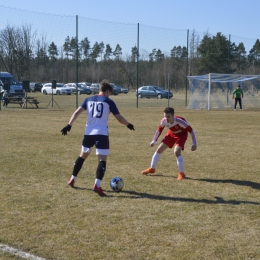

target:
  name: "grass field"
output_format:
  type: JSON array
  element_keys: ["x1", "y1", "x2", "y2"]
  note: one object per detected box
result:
[{"x1": 0, "y1": 92, "x2": 260, "y2": 260}]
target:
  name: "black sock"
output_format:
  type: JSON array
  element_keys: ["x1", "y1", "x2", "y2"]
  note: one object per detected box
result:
[
  {"x1": 96, "y1": 161, "x2": 106, "y2": 180},
  {"x1": 72, "y1": 157, "x2": 85, "y2": 177}
]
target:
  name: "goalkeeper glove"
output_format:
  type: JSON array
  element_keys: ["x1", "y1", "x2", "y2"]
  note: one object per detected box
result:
[
  {"x1": 61, "y1": 124, "x2": 72, "y2": 135},
  {"x1": 127, "y1": 123, "x2": 135, "y2": 131}
]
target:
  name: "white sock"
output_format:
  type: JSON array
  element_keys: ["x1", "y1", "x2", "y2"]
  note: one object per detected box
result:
[
  {"x1": 176, "y1": 155, "x2": 184, "y2": 172},
  {"x1": 70, "y1": 175, "x2": 76, "y2": 180},
  {"x1": 95, "y1": 179, "x2": 101, "y2": 188},
  {"x1": 151, "y1": 152, "x2": 162, "y2": 169}
]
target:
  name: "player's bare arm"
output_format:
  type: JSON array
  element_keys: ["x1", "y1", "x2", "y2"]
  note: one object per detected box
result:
[
  {"x1": 60, "y1": 106, "x2": 85, "y2": 135},
  {"x1": 114, "y1": 113, "x2": 128, "y2": 125},
  {"x1": 114, "y1": 114, "x2": 135, "y2": 130},
  {"x1": 68, "y1": 106, "x2": 85, "y2": 126},
  {"x1": 190, "y1": 129, "x2": 197, "y2": 151},
  {"x1": 150, "y1": 127, "x2": 163, "y2": 147}
]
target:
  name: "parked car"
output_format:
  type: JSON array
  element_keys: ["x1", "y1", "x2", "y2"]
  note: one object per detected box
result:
[
  {"x1": 116, "y1": 85, "x2": 128, "y2": 94},
  {"x1": 112, "y1": 87, "x2": 119, "y2": 95},
  {"x1": 90, "y1": 82, "x2": 119, "y2": 95},
  {"x1": 0, "y1": 79, "x2": 3, "y2": 88},
  {"x1": 77, "y1": 84, "x2": 92, "y2": 95},
  {"x1": 109, "y1": 83, "x2": 120, "y2": 95},
  {"x1": 64, "y1": 83, "x2": 73, "y2": 93},
  {"x1": 64, "y1": 83, "x2": 80, "y2": 94},
  {"x1": 136, "y1": 85, "x2": 173, "y2": 99},
  {"x1": 79, "y1": 82, "x2": 91, "y2": 88},
  {"x1": 30, "y1": 82, "x2": 43, "y2": 92},
  {"x1": 41, "y1": 83, "x2": 72, "y2": 95},
  {"x1": 0, "y1": 71, "x2": 25, "y2": 97},
  {"x1": 90, "y1": 83, "x2": 100, "y2": 94}
]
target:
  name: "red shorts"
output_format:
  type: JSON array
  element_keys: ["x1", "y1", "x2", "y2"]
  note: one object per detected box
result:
[{"x1": 161, "y1": 132, "x2": 188, "y2": 150}]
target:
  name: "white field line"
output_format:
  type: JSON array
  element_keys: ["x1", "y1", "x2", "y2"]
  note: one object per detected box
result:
[{"x1": 0, "y1": 243, "x2": 46, "y2": 260}]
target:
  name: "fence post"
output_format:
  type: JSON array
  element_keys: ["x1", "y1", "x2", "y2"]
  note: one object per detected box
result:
[
  {"x1": 208, "y1": 73, "x2": 211, "y2": 110},
  {"x1": 185, "y1": 29, "x2": 189, "y2": 106},
  {"x1": 76, "y1": 15, "x2": 79, "y2": 109},
  {"x1": 136, "y1": 23, "x2": 139, "y2": 108}
]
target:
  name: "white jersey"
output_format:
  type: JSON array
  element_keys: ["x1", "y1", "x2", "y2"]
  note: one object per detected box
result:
[{"x1": 80, "y1": 94, "x2": 119, "y2": 135}]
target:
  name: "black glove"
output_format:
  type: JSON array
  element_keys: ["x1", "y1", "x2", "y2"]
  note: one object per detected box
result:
[
  {"x1": 127, "y1": 123, "x2": 135, "y2": 131},
  {"x1": 61, "y1": 124, "x2": 72, "y2": 135}
]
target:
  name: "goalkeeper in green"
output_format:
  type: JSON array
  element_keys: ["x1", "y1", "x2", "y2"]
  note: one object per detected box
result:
[{"x1": 232, "y1": 85, "x2": 244, "y2": 110}]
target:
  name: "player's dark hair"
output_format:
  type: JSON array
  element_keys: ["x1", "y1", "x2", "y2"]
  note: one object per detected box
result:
[
  {"x1": 164, "y1": 107, "x2": 174, "y2": 115},
  {"x1": 100, "y1": 80, "x2": 113, "y2": 93}
]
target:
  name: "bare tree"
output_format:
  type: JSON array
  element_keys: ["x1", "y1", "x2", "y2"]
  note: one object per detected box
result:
[
  {"x1": 0, "y1": 25, "x2": 17, "y2": 75},
  {"x1": 0, "y1": 24, "x2": 36, "y2": 80},
  {"x1": 18, "y1": 24, "x2": 37, "y2": 79}
]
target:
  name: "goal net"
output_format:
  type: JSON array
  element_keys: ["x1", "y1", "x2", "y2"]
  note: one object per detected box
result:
[{"x1": 187, "y1": 73, "x2": 260, "y2": 109}]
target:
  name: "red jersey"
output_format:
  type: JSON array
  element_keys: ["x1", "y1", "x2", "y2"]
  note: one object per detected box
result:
[{"x1": 152, "y1": 116, "x2": 197, "y2": 146}]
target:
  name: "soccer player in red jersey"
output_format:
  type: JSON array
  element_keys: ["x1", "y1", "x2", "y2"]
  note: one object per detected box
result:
[{"x1": 142, "y1": 107, "x2": 197, "y2": 180}]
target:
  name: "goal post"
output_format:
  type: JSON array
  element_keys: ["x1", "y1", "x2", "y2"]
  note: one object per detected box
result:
[{"x1": 187, "y1": 73, "x2": 260, "y2": 110}]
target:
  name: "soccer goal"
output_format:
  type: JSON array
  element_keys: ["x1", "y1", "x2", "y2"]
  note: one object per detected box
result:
[{"x1": 187, "y1": 73, "x2": 260, "y2": 109}]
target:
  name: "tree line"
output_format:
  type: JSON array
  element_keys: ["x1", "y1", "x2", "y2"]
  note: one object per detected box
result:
[{"x1": 0, "y1": 24, "x2": 260, "y2": 90}]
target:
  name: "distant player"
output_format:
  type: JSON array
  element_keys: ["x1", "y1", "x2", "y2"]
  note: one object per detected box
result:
[
  {"x1": 232, "y1": 85, "x2": 244, "y2": 110},
  {"x1": 141, "y1": 107, "x2": 197, "y2": 180},
  {"x1": 61, "y1": 80, "x2": 134, "y2": 196}
]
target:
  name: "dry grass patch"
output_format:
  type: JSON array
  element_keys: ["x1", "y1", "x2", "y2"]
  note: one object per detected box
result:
[{"x1": 0, "y1": 94, "x2": 259, "y2": 259}]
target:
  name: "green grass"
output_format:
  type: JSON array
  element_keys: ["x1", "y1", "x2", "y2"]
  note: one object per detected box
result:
[{"x1": 0, "y1": 93, "x2": 259, "y2": 260}]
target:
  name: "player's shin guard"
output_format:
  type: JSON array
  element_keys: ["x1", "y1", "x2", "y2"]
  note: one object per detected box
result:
[
  {"x1": 72, "y1": 157, "x2": 85, "y2": 176},
  {"x1": 96, "y1": 161, "x2": 106, "y2": 180},
  {"x1": 176, "y1": 155, "x2": 184, "y2": 173}
]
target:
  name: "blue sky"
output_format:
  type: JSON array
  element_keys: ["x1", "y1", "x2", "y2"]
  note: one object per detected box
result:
[
  {"x1": 1, "y1": 0, "x2": 259, "y2": 54},
  {"x1": 2, "y1": 0, "x2": 259, "y2": 38}
]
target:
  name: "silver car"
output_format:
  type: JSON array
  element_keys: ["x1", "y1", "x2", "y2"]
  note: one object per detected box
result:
[
  {"x1": 41, "y1": 83, "x2": 72, "y2": 95},
  {"x1": 116, "y1": 85, "x2": 128, "y2": 94},
  {"x1": 136, "y1": 85, "x2": 173, "y2": 99},
  {"x1": 90, "y1": 83, "x2": 100, "y2": 94},
  {"x1": 64, "y1": 83, "x2": 92, "y2": 95}
]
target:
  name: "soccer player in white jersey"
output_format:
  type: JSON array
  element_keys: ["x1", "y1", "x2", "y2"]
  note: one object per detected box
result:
[
  {"x1": 141, "y1": 107, "x2": 197, "y2": 180},
  {"x1": 61, "y1": 80, "x2": 134, "y2": 196}
]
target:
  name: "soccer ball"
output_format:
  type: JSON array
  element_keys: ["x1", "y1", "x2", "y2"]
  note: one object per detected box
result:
[{"x1": 110, "y1": 177, "x2": 124, "y2": 192}]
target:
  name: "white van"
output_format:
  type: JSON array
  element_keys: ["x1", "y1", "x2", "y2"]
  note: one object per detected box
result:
[
  {"x1": 0, "y1": 80, "x2": 3, "y2": 92},
  {"x1": 0, "y1": 72, "x2": 25, "y2": 96}
]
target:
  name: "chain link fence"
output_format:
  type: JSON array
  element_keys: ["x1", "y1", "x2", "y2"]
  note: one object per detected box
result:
[{"x1": 0, "y1": 5, "x2": 259, "y2": 109}]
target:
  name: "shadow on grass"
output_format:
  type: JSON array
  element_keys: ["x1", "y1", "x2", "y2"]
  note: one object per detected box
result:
[
  {"x1": 142, "y1": 175, "x2": 260, "y2": 191},
  {"x1": 118, "y1": 190, "x2": 260, "y2": 205},
  {"x1": 70, "y1": 182, "x2": 260, "y2": 205},
  {"x1": 144, "y1": 174, "x2": 176, "y2": 178},
  {"x1": 188, "y1": 177, "x2": 260, "y2": 190},
  {"x1": 70, "y1": 186, "x2": 86, "y2": 190}
]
